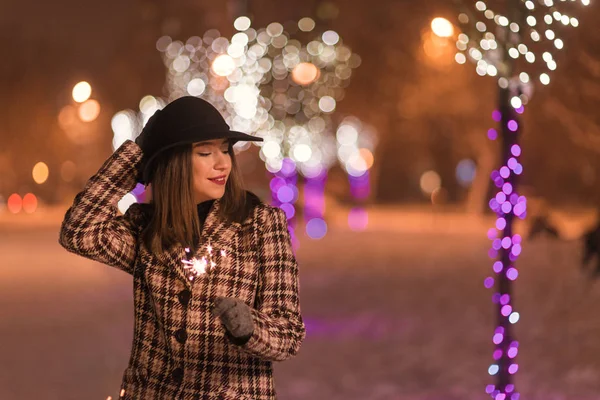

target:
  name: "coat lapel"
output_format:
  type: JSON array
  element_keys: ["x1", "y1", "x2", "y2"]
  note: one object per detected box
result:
[
  {"x1": 159, "y1": 199, "x2": 242, "y2": 289},
  {"x1": 200, "y1": 199, "x2": 242, "y2": 249}
]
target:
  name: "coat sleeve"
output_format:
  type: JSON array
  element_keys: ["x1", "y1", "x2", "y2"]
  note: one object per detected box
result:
[
  {"x1": 58, "y1": 140, "x2": 144, "y2": 275},
  {"x1": 236, "y1": 206, "x2": 306, "y2": 361}
]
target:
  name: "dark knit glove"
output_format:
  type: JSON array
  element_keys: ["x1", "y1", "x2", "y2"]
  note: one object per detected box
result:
[{"x1": 212, "y1": 297, "x2": 254, "y2": 340}]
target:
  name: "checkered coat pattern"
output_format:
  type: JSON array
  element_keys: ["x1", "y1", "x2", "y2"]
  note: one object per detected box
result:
[{"x1": 59, "y1": 140, "x2": 305, "y2": 399}]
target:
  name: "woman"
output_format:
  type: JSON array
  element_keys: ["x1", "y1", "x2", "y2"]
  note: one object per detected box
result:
[{"x1": 59, "y1": 96, "x2": 305, "y2": 399}]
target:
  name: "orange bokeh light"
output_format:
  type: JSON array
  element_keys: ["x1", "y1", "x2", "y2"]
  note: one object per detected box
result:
[
  {"x1": 292, "y1": 62, "x2": 320, "y2": 85},
  {"x1": 58, "y1": 105, "x2": 77, "y2": 130},
  {"x1": 22, "y1": 193, "x2": 38, "y2": 214},
  {"x1": 78, "y1": 99, "x2": 101, "y2": 122},
  {"x1": 32, "y1": 161, "x2": 49, "y2": 184},
  {"x1": 359, "y1": 148, "x2": 374, "y2": 170},
  {"x1": 7, "y1": 193, "x2": 22, "y2": 214}
]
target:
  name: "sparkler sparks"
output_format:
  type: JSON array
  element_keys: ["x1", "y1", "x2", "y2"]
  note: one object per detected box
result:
[{"x1": 182, "y1": 243, "x2": 224, "y2": 280}]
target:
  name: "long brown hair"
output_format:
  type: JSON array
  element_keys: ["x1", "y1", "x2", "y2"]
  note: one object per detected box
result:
[{"x1": 141, "y1": 141, "x2": 257, "y2": 256}]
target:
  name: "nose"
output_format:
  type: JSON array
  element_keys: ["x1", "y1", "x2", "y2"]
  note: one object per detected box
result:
[{"x1": 214, "y1": 151, "x2": 231, "y2": 171}]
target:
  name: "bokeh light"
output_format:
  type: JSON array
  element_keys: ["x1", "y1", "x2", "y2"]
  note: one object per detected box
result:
[
  {"x1": 78, "y1": 99, "x2": 101, "y2": 122},
  {"x1": 420, "y1": 170, "x2": 441, "y2": 195},
  {"x1": 187, "y1": 79, "x2": 206, "y2": 96},
  {"x1": 139, "y1": 95, "x2": 160, "y2": 115},
  {"x1": 456, "y1": 159, "x2": 477, "y2": 187},
  {"x1": 291, "y1": 62, "x2": 320, "y2": 85},
  {"x1": 58, "y1": 105, "x2": 77, "y2": 130},
  {"x1": 111, "y1": 110, "x2": 137, "y2": 150},
  {"x1": 32, "y1": 162, "x2": 49, "y2": 184},
  {"x1": 348, "y1": 207, "x2": 368, "y2": 231},
  {"x1": 212, "y1": 54, "x2": 236, "y2": 76},
  {"x1": 322, "y1": 30, "x2": 340, "y2": 45},
  {"x1": 72, "y1": 81, "x2": 92, "y2": 103},
  {"x1": 318, "y1": 96, "x2": 336, "y2": 113},
  {"x1": 306, "y1": 218, "x2": 327, "y2": 239},
  {"x1": 22, "y1": 193, "x2": 38, "y2": 214},
  {"x1": 298, "y1": 17, "x2": 316, "y2": 32},
  {"x1": 234, "y1": 16, "x2": 251, "y2": 31},
  {"x1": 276, "y1": 185, "x2": 295, "y2": 203},
  {"x1": 431, "y1": 17, "x2": 455, "y2": 38},
  {"x1": 279, "y1": 203, "x2": 296, "y2": 219},
  {"x1": 7, "y1": 193, "x2": 22, "y2": 214}
]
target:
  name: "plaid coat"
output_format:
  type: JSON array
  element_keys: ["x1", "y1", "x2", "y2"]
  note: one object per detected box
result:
[{"x1": 59, "y1": 140, "x2": 305, "y2": 399}]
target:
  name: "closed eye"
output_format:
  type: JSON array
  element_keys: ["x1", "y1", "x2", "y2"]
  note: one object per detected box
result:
[{"x1": 196, "y1": 149, "x2": 230, "y2": 157}]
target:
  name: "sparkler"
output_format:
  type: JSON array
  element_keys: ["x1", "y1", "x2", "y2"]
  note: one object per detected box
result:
[{"x1": 181, "y1": 242, "x2": 226, "y2": 281}]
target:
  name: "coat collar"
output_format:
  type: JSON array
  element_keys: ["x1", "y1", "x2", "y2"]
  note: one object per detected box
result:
[{"x1": 158, "y1": 198, "x2": 242, "y2": 288}]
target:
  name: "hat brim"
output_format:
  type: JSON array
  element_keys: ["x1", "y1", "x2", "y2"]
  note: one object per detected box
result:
[
  {"x1": 140, "y1": 130, "x2": 263, "y2": 184},
  {"x1": 221, "y1": 130, "x2": 264, "y2": 143}
]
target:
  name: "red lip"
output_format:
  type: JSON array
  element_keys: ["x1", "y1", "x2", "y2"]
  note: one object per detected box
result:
[{"x1": 208, "y1": 176, "x2": 227, "y2": 186}]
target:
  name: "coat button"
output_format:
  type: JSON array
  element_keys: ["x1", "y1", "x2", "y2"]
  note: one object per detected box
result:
[
  {"x1": 171, "y1": 367, "x2": 183, "y2": 383},
  {"x1": 177, "y1": 289, "x2": 191, "y2": 307},
  {"x1": 174, "y1": 328, "x2": 188, "y2": 344}
]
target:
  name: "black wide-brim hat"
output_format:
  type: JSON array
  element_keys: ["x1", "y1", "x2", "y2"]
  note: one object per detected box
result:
[{"x1": 137, "y1": 96, "x2": 263, "y2": 184}]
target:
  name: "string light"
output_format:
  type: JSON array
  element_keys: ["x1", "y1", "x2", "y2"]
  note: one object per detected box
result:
[
  {"x1": 452, "y1": 1, "x2": 589, "y2": 398},
  {"x1": 458, "y1": 0, "x2": 586, "y2": 90}
]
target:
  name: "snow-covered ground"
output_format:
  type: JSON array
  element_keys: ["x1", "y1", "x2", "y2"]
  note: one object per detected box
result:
[{"x1": 1, "y1": 206, "x2": 600, "y2": 399}]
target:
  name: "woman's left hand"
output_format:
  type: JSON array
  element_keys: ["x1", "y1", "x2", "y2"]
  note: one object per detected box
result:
[{"x1": 211, "y1": 297, "x2": 254, "y2": 338}]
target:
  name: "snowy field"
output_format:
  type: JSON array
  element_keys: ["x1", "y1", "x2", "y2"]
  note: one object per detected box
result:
[{"x1": 1, "y1": 206, "x2": 600, "y2": 400}]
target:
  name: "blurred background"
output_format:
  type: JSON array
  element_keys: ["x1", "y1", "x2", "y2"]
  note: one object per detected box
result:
[{"x1": 2, "y1": 0, "x2": 600, "y2": 399}]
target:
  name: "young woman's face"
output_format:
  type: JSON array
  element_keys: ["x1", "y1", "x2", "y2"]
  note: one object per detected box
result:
[{"x1": 191, "y1": 138, "x2": 232, "y2": 203}]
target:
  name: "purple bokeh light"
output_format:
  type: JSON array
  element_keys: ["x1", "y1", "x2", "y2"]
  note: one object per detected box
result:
[
  {"x1": 493, "y1": 261, "x2": 503, "y2": 273},
  {"x1": 280, "y1": 158, "x2": 296, "y2": 177},
  {"x1": 501, "y1": 305, "x2": 513, "y2": 316},
  {"x1": 511, "y1": 145, "x2": 521, "y2": 157},
  {"x1": 506, "y1": 268, "x2": 519, "y2": 280},
  {"x1": 492, "y1": 239, "x2": 502, "y2": 250},
  {"x1": 496, "y1": 192, "x2": 507, "y2": 203},
  {"x1": 279, "y1": 202, "x2": 296, "y2": 219},
  {"x1": 493, "y1": 333, "x2": 504, "y2": 345},
  {"x1": 348, "y1": 207, "x2": 368, "y2": 231},
  {"x1": 496, "y1": 218, "x2": 506, "y2": 230},
  {"x1": 276, "y1": 185, "x2": 295, "y2": 203},
  {"x1": 306, "y1": 218, "x2": 327, "y2": 240},
  {"x1": 269, "y1": 176, "x2": 286, "y2": 193}
]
